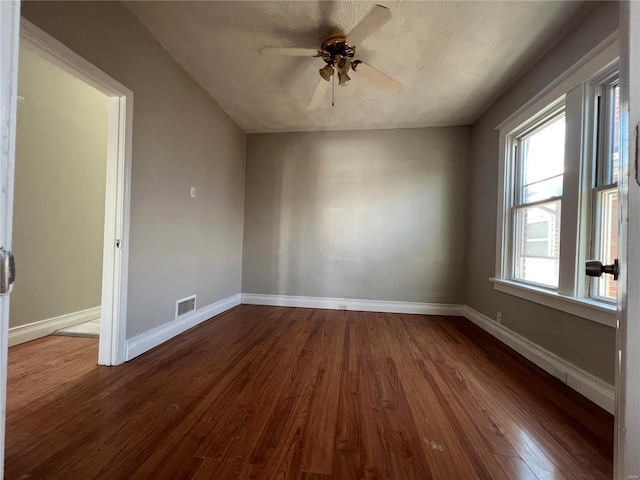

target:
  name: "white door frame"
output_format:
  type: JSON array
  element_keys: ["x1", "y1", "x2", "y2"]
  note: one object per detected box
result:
[
  {"x1": 19, "y1": 19, "x2": 132, "y2": 366},
  {"x1": 0, "y1": 1, "x2": 21, "y2": 478},
  {"x1": 616, "y1": 3, "x2": 640, "y2": 479}
]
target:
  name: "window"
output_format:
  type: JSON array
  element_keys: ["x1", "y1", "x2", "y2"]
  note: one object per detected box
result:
[
  {"x1": 591, "y1": 77, "x2": 620, "y2": 302},
  {"x1": 493, "y1": 38, "x2": 619, "y2": 327},
  {"x1": 512, "y1": 112, "x2": 565, "y2": 288}
]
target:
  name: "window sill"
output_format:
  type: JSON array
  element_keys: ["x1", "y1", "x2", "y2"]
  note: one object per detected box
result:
[{"x1": 490, "y1": 278, "x2": 616, "y2": 328}]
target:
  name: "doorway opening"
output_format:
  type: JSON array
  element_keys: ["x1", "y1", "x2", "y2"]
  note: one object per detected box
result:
[
  {"x1": 11, "y1": 44, "x2": 108, "y2": 350},
  {"x1": 9, "y1": 20, "x2": 132, "y2": 366}
]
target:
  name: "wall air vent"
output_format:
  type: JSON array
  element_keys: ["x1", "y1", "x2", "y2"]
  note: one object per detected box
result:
[{"x1": 175, "y1": 295, "x2": 196, "y2": 319}]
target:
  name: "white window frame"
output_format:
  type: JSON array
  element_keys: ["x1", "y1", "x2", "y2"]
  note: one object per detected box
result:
[
  {"x1": 589, "y1": 70, "x2": 620, "y2": 304},
  {"x1": 493, "y1": 34, "x2": 619, "y2": 328}
]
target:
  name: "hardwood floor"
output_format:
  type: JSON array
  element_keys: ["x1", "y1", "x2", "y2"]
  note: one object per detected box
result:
[{"x1": 5, "y1": 305, "x2": 613, "y2": 479}]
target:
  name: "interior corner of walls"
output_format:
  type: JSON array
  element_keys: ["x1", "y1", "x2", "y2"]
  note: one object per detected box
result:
[
  {"x1": 125, "y1": 293, "x2": 241, "y2": 362},
  {"x1": 239, "y1": 131, "x2": 248, "y2": 276}
]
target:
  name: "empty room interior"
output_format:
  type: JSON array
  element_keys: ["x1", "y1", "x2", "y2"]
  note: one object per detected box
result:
[{"x1": 4, "y1": 1, "x2": 629, "y2": 479}]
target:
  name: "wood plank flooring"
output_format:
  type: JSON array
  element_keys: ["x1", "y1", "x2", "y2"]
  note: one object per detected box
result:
[{"x1": 5, "y1": 305, "x2": 613, "y2": 479}]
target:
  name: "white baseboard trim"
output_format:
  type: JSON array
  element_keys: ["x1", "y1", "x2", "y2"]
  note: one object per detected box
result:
[
  {"x1": 125, "y1": 293, "x2": 241, "y2": 361},
  {"x1": 9, "y1": 306, "x2": 101, "y2": 347},
  {"x1": 462, "y1": 306, "x2": 615, "y2": 414},
  {"x1": 241, "y1": 293, "x2": 466, "y2": 316}
]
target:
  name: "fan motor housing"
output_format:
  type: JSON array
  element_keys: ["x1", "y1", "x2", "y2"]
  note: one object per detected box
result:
[{"x1": 320, "y1": 34, "x2": 355, "y2": 65}]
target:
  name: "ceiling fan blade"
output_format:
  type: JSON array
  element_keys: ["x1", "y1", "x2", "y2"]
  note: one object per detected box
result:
[
  {"x1": 259, "y1": 46, "x2": 319, "y2": 57},
  {"x1": 308, "y1": 78, "x2": 330, "y2": 110},
  {"x1": 353, "y1": 62, "x2": 403, "y2": 94},
  {"x1": 346, "y1": 5, "x2": 392, "y2": 46}
]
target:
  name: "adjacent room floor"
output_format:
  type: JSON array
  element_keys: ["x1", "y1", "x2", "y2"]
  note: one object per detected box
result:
[
  {"x1": 53, "y1": 317, "x2": 101, "y2": 338},
  {"x1": 4, "y1": 305, "x2": 613, "y2": 479}
]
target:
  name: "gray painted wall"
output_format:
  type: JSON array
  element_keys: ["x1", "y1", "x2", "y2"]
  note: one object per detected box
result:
[
  {"x1": 11, "y1": 46, "x2": 108, "y2": 329},
  {"x1": 465, "y1": 1, "x2": 619, "y2": 384},
  {"x1": 21, "y1": 2, "x2": 246, "y2": 338},
  {"x1": 243, "y1": 128, "x2": 469, "y2": 304}
]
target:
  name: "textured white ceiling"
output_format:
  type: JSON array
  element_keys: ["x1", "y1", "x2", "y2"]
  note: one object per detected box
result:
[{"x1": 124, "y1": 1, "x2": 590, "y2": 133}]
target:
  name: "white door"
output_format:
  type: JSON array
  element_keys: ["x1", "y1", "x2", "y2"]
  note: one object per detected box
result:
[
  {"x1": 0, "y1": 1, "x2": 21, "y2": 478},
  {"x1": 616, "y1": 3, "x2": 640, "y2": 479}
]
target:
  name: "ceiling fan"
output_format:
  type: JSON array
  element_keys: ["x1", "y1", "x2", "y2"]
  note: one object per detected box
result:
[{"x1": 259, "y1": 4, "x2": 403, "y2": 109}]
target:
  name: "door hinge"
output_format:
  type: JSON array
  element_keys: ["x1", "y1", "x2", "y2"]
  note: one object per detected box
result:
[{"x1": 0, "y1": 248, "x2": 15, "y2": 295}]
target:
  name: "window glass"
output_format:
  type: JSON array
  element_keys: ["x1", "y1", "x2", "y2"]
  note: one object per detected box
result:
[
  {"x1": 611, "y1": 84, "x2": 620, "y2": 184},
  {"x1": 521, "y1": 116, "x2": 565, "y2": 191},
  {"x1": 512, "y1": 113, "x2": 565, "y2": 289},
  {"x1": 514, "y1": 200, "x2": 561, "y2": 288},
  {"x1": 595, "y1": 189, "x2": 618, "y2": 300},
  {"x1": 523, "y1": 175, "x2": 563, "y2": 203}
]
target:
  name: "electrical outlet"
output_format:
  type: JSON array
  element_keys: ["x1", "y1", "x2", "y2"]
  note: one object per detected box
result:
[
  {"x1": 496, "y1": 311, "x2": 503, "y2": 324},
  {"x1": 190, "y1": 186, "x2": 196, "y2": 198},
  {"x1": 338, "y1": 303, "x2": 347, "y2": 310}
]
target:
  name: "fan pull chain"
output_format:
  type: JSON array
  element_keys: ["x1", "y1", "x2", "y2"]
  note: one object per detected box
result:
[{"x1": 332, "y1": 66, "x2": 335, "y2": 107}]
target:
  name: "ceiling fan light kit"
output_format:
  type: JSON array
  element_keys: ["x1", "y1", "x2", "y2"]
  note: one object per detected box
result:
[
  {"x1": 259, "y1": 4, "x2": 402, "y2": 108},
  {"x1": 319, "y1": 64, "x2": 334, "y2": 82},
  {"x1": 318, "y1": 34, "x2": 354, "y2": 88}
]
